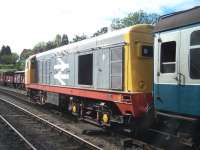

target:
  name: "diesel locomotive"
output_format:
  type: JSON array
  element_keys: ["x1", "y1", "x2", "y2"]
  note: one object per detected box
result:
[{"x1": 25, "y1": 24, "x2": 154, "y2": 127}]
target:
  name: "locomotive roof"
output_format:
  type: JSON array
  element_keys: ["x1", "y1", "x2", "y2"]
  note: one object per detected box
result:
[
  {"x1": 154, "y1": 6, "x2": 200, "y2": 33},
  {"x1": 35, "y1": 24, "x2": 152, "y2": 59}
]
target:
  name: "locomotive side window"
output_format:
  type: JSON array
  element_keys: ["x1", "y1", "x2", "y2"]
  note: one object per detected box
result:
[
  {"x1": 190, "y1": 30, "x2": 200, "y2": 79},
  {"x1": 190, "y1": 30, "x2": 200, "y2": 46},
  {"x1": 160, "y1": 41, "x2": 176, "y2": 73},
  {"x1": 78, "y1": 53, "x2": 93, "y2": 85},
  {"x1": 110, "y1": 46, "x2": 123, "y2": 90}
]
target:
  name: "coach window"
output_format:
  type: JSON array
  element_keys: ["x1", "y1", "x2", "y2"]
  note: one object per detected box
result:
[
  {"x1": 190, "y1": 30, "x2": 200, "y2": 46},
  {"x1": 190, "y1": 30, "x2": 200, "y2": 79},
  {"x1": 78, "y1": 53, "x2": 93, "y2": 85},
  {"x1": 160, "y1": 41, "x2": 176, "y2": 73}
]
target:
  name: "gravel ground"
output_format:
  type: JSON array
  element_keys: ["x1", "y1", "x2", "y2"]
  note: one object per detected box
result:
[
  {"x1": 0, "y1": 100, "x2": 94, "y2": 150},
  {"x1": 0, "y1": 116, "x2": 29, "y2": 150},
  {"x1": 0, "y1": 86, "x2": 194, "y2": 150},
  {"x1": 0, "y1": 86, "x2": 124, "y2": 150}
]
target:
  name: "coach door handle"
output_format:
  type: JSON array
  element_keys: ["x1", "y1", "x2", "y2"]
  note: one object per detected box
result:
[
  {"x1": 179, "y1": 73, "x2": 185, "y2": 85},
  {"x1": 174, "y1": 73, "x2": 185, "y2": 85}
]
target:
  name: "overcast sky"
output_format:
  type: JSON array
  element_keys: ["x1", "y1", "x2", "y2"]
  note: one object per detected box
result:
[{"x1": 0, "y1": 0, "x2": 199, "y2": 54}]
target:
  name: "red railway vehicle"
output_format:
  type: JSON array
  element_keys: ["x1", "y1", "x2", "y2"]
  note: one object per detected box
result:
[{"x1": 14, "y1": 71, "x2": 25, "y2": 89}]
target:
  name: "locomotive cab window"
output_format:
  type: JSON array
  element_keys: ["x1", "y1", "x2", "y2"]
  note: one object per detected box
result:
[
  {"x1": 141, "y1": 45, "x2": 153, "y2": 57},
  {"x1": 190, "y1": 30, "x2": 200, "y2": 79},
  {"x1": 78, "y1": 53, "x2": 93, "y2": 85},
  {"x1": 31, "y1": 57, "x2": 36, "y2": 69},
  {"x1": 160, "y1": 41, "x2": 176, "y2": 73}
]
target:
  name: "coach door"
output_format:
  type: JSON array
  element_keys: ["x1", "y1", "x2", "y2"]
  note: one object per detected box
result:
[
  {"x1": 154, "y1": 30, "x2": 181, "y2": 113},
  {"x1": 178, "y1": 26, "x2": 200, "y2": 116}
]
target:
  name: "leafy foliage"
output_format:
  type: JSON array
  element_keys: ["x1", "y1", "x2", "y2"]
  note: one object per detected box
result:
[
  {"x1": 0, "y1": 53, "x2": 18, "y2": 64},
  {"x1": 0, "y1": 64, "x2": 15, "y2": 70},
  {"x1": 0, "y1": 46, "x2": 19, "y2": 65},
  {"x1": 72, "y1": 34, "x2": 87, "y2": 42},
  {"x1": 1, "y1": 45, "x2": 11, "y2": 55},
  {"x1": 32, "y1": 42, "x2": 46, "y2": 53},
  {"x1": 31, "y1": 34, "x2": 69, "y2": 54},
  {"x1": 20, "y1": 49, "x2": 34, "y2": 60},
  {"x1": 55, "y1": 34, "x2": 62, "y2": 47},
  {"x1": 15, "y1": 60, "x2": 25, "y2": 70},
  {"x1": 61, "y1": 34, "x2": 69, "y2": 45},
  {"x1": 111, "y1": 10, "x2": 159, "y2": 30},
  {"x1": 92, "y1": 27, "x2": 108, "y2": 37},
  {"x1": 45, "y1": 41, "x2": 57, "y2": 51}
]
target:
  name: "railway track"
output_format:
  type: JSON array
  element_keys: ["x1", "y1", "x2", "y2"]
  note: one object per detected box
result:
[
  {"x1": 0, "y1": 114, "x2": 37, "y2": 150},
  {"x1": 0, "y1": 86, "x2": 194, "y2": 150},
  {"x1": 0, "y1": 86, "x2": 164, "y2": 150},
  {"x1": 0, "y1": 96, "x2": 102, "y2": 150}
]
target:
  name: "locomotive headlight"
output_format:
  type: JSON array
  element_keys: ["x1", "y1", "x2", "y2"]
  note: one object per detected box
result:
[{"x1": 138, "y1": 80, "x2": 145, "y2": 90}]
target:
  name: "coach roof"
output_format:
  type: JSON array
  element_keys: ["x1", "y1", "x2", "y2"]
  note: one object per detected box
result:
[{"x1": 154, "y1": 6, "x2": 200, "y2": 33}]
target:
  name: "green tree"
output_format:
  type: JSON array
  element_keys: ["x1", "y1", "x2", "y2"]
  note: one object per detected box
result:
[
  {"x1": 0, "y1": 45, "x2": 11, "y2": 55},
  {"x1": 92, "y1": 27, "x2": 108, "y2": 37},
  {"x1": 10, "y1": 53, "x2": 19, "y2": 64},
  {"x1": 46, "y1": 41, "x2": 57, "y2": 50},
  {"x1": 61, "y1": 34, "x2": 69, "y2": 46},
  {"x1": 72, "y1": 34, "x2": 87, "y2": 42},
  {"x1": 0, "y1": 45, "x2": 18, "y2": 64},
  {"x1": 20, "y1": 49, "x2": 34, "y2": 60},
  {"x1": 15, "y1": 60, "x2": 25, "y2": 70},
  {"x1": 111, "y1": 10, "x2": 159, "y2": 30},
  {"x1": 55, "y1": 34, "x2": 62, "y2": 47},
  {"x1": 0, "y1": 53, "x2": 18, "y2": 64},
  {"x1": 32, "y1": 42, "x2": 46, "y2": 53}
]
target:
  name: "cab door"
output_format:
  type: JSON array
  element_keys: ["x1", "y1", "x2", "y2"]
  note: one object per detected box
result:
[
  {"x1": 95, "y1": 48, "x2": 110, "y2": 89},
  {"x1": 154, "y1": 30, "x2": 181, "y2": 113}
]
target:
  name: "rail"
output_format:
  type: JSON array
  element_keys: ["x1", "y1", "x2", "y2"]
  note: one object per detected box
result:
[{"x1": 0, "y1": 97, "x2": 102, "y2": 150}]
